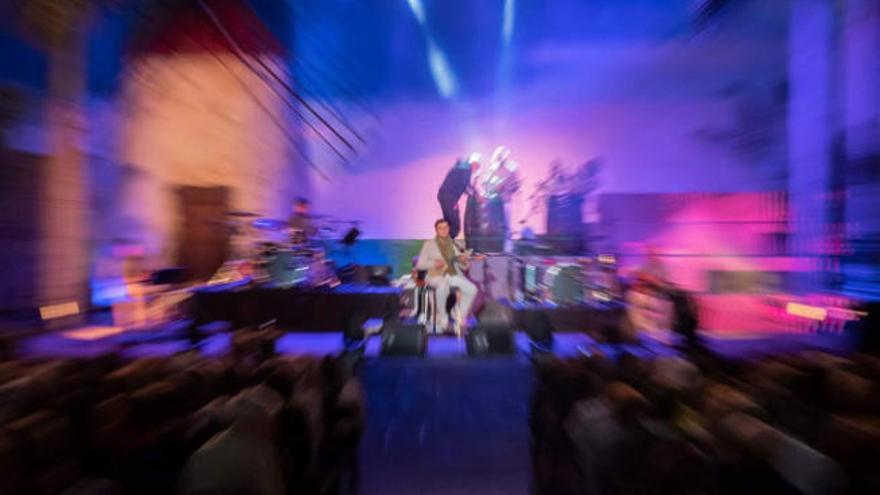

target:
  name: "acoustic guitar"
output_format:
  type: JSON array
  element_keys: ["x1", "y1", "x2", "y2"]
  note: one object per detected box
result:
[{"x1": 425, "y1": 248, "x2": 486, "y2": 278}]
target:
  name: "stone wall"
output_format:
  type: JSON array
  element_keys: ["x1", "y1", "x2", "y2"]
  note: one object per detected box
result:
[{"x1": 115, "y1": 52, "x2": 301, "y2": 267}]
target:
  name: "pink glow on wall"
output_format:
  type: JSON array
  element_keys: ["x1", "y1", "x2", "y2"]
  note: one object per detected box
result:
[{"x1": 596, "y1": 192, "x2": 835, "y2": 334}]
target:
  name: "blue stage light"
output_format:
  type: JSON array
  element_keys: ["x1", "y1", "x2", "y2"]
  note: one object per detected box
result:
[{"x1": 502, "y1": 0, "x2": 515, "y2": 46}]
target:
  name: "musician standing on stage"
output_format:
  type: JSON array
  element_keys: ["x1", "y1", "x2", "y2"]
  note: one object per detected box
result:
[
  {"x1": 416, "y1": 219, "x2": 478, "y2": 333},
  {"x1": 437, "y1": 154, "x2": 481, "y2": 239},
  {"x1": 482, "y1": 146, "x2": 521, "y2": 252}
]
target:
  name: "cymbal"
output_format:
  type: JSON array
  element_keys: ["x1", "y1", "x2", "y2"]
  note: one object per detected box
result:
[
  {"x1": 225, "y1": 210, "x2": 260, "y2": 217},
  {"x1": 251, "y1": 218, "x2": 287, "y2": 231}
]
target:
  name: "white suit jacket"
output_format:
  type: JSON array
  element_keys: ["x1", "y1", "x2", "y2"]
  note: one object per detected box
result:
[{"x1": 415, "y1": 238, "x2": 464, "y2": 276}]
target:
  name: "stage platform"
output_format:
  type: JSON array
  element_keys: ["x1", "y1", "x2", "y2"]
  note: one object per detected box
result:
[
  {"x1": 15, "y1": 321, "x2": 853, "y2": 361},
  {"x1": 503, "y1": 300, "x2": 624, "y2": 336},
  {"x1": 192, "y1": 281, "x2": 624, "y2": 338},
  {"x1": 192, "y1": 282, "x2": 402, "y2": 331},
  {"x1": 8, "y1": 282, "x2": 858, "y2": 360}
]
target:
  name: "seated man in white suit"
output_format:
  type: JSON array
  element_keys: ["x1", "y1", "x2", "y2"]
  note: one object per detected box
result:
[{"x1": 415, "y1": 219, "x2": 478, "y2": 334}]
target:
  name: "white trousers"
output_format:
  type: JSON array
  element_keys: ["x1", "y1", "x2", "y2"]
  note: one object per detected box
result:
[{"x1": 427, "y1": 273, "x2": 478, "y2": 326}]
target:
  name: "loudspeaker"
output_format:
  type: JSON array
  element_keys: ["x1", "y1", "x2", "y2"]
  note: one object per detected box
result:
[
  {"x1": 367, "y1": 265, "x2": 392, "y2": 286},
  {"x1": 381, "y1": 323, "x2": 427, "y2": 356},
  {"x1": 524, "y1": 311, "x2": 554, "y2": 349},
  {"x1": 337, "y1": 264, "x2": 368, "y2": 284},
  {"x1": 545, "y1": 195, "x2": 584, "y2": 254},
  {"x1": 466, "y1": 325, "x2": 514, "y2": 355},
  {"x1": 464, "y1": 195, "x2": 506, "y2": 253},
  {"x1": 337, "y1": 264, "x2": 391, "y2": 286},
  {"x1": 344, "y1": 312, "x2": 368, "y2": 345}
]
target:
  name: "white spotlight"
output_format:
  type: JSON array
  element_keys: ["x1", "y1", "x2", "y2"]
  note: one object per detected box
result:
[
  {"x1": 426, "y1": 39, "x2": 458, "y2": 98},
  {"x1": 406, "y1": 0, "x2": 427, "y2": 25},
  {"x1": 502, "y1": 0, "x2": 516, "y2": 45}
]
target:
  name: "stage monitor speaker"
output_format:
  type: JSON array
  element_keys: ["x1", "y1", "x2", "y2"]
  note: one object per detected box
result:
[
  {"x1": 344, "y1": 311, "x2": 368, "y2": 345},
  {"x1": 337, "y1": 264, "x2": 369, "y2": 284},
  {"x1": 466, "y1": 325, "x2": 514, "y2": 356},
  {"x1": 381, "y1": 323, "x2": 427, "y2": 356},
  {"x1": 367, "y1": 265, "x2": 392, "y2": 286},
  {"x1": 337, "y1": 264, "x2": 391, "y2": 286},
  {"x1": 524, "y1": 311, "x2": 554, "y2": 350}
]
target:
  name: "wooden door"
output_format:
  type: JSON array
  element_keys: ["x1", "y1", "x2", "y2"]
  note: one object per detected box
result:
[{"x1": 176, "y1": 186, "x2": 230, "y2": 281}]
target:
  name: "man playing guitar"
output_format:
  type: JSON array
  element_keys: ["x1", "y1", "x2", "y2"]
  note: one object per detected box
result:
[{"x1": 415, "y1": 219, "x2": 481, "y2": 334}]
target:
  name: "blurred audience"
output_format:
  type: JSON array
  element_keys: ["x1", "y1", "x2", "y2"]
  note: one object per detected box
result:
[
  {"x1": 0, "y1": 334, "x2": 364, "y2": 495},
  {"x1": 532, "y1": 348, "x2": 880, "y2": 494}
]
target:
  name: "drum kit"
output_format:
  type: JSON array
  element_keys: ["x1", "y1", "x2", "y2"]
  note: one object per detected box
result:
[{"x1": 207, "y1": 210, "x2": 356, "y2": 288}]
